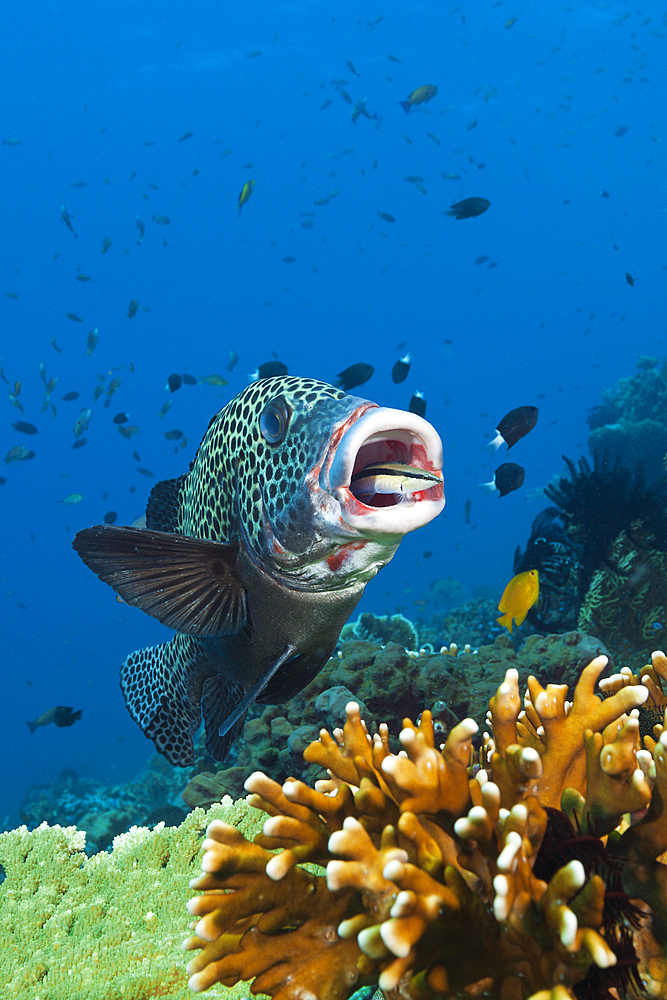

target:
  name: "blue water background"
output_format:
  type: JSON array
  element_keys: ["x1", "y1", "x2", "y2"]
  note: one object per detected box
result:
[{"x1": 1, "y1": 0, "x2": 664, "y2": 827}]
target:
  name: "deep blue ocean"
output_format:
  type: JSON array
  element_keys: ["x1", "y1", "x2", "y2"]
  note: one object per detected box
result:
[{"x1": 1, "y1": 0, "x2": 664, "y2": 829}]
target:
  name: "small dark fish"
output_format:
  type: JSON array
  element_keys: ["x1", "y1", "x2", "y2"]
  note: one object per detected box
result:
[
  {"x1": 178, "y1": 131, "x2": 194, "y2": 142},
  {"x1": 104, "y1": 511, "x2": 117, "y2": 524},
  {"x1": 479, "y1": 462, "x2": 525, "y2": 497},
  {"x1": 12, "y1": 421, "x2": 38, "y2": 435},
  {"x1": 76, "y1": 273, "x2": 92, "y2": 282},
  {"x1": 399, "y1": 84, "x2": 438, "y2": 113},
  {"x1": 27, "y1": 706, "x2": 82, "y2": 733},
  {"x1": 71, "y1": 438, "x2": 87, "y2": 450},
  {"x1": 70, "y1": 181, "x2": 88, "y2": 187},
  {"x1": 626, "y1": 272, "x2": 635, "y2": 286},
  {"x1": 152, "y1": 214, "x2": 171, "y2": 225},
  {"x1": 167, "y1": 373, "x2": 183, "y2": 393},
  {"x1": 72, "y1": 376, "x2": 445, "y2": 765},
  {"x1": 127, "y1": 299, "x2": 139, "y2": 319},
  {"x1": 102, "y1": 236, "x2": 112, "y2": 253},
  {"x1": 281, "y1": 256, "x2": 297, "y2": 263},
  {"x1": 60, "y1": 206, "x2": 78, "y2": 238},
  {"x1": 391, "y1": 354, "x2": 411, "y2": 384},
  {"x1": 137, "y1": 468, "x2": 154, "y2": 477},
  {"x1": 113, "y1": 412, "x2": 130, "y2": 425},
  {"x1": 335, "y1": 363, "x2": 374, "y2": 391},
  {"x1": 346, "y1": 59, "x2": 360, "y2": 76},
  {"x1": 4, "y1": 291, "x2": 19, "y2": 299},
  {"x1": 164, "y1": 429, "x2": 184, "y2": 441},
  {"x1": 464, "y1": 498, "x2": 471, "y2": 524},
  {"x1": 409, "y1": 391, "x2": 426, "y2": 417},
  {"x1": 486, "y1": 406, "x2": 539, "y2": 452},
  {"x1": 446, "y1": 198, "x2": 490, "y2": 219},
  {"x1": 136, "y1": 217, "x2": 145, "y2": 243},
  {"x1": 252, "y1": 361, "x2": 289, "y2": 380},
  {"x1": 133, "y1": 450, "x2": 142, "y2": 462},
  {"x1": 474, "y1": 255, "x2": 490, "y2": 265},
  {"x1": 378, "y1": 211, "x2": 396, "y2": 223},
  {"x1": 615, "y1": 126, "x2": 628, "y2": 137},
  {"x1": 320, "y1": 99, "x2": 332, "y2": 111},
  {"x1": 66, "y1": 312, "x2": 83, "y2": 322},
  {"x1": 182, "y1": 373, "x2": 197, "y2": 386}
]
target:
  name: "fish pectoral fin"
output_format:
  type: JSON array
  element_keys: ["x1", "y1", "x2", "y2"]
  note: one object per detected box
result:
[{"x1": 72, "y1": 525, "x2": 248, "y2": 636}]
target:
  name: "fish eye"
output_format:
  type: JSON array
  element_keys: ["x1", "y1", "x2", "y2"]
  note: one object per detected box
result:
[{"x1": 259, "y1": 397, "x2": 290, "y2": 444}]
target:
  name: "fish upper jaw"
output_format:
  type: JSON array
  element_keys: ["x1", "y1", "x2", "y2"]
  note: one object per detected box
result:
[{"x1": 321, "y1": 404, "x2": 445, "y2": 537}]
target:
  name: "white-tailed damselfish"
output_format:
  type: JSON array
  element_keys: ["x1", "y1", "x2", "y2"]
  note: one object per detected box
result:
[{"x1": 72, "y1": 376, "x2": 444, "y2": 766}]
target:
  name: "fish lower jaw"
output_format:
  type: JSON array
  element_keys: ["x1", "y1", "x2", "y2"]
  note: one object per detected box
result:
[{"x1": 334, "y1": 485, "x2": 444, "y2": 536}]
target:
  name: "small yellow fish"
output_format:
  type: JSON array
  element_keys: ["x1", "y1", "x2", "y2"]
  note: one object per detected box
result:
[
  {"x1": 238, "y1": 179, "x2": 255, "y2": 214},
  {"x1": 497, "y1": 569, "x2": 539, "y2": 633},
  {"x1": 199, "y1": 374, "x2": 229, "y2": 387}
]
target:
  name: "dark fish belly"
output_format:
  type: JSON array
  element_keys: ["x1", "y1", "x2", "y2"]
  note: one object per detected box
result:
[{"x1": 212, "y1": 542, "x2": 365, "y2": 703}]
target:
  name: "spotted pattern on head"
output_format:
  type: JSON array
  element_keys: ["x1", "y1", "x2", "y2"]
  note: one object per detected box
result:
[{"x1": 176, "y1": 377, "x2": 353, "y2": 555}]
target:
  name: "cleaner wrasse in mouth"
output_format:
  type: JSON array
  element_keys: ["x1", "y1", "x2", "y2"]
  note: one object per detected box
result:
[
  {"x1": 72, "y1": 376, "x2": 444, "y2": 766},
  {"x1": 350, "y1": 461, "x2": 442, "y2": 501}
]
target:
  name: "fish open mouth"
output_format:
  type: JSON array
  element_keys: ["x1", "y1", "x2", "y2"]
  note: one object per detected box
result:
[{"x1": 324, "y1": 405, "x2": 445, "y2": 535}]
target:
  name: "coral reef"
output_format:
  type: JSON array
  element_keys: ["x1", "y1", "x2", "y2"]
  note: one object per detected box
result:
[
  {"x1": 544, "y1": 451, "x2": 667, "y2": 603},
  {"x1": 182, "y1": 632, "x2": 611, "y2": 809},
  {"x1": 341, "y1": 612, "x2": 419, "y2": 651},
  {"x1": 587, "y1": 357, "x2": 667, "y2": 485},
  {"x1": 0, "y1": 798, "x2": 266, "y2": 1000},
  {"x1": 578, "y1": 526, "x2": 667, "y2": 670},
  {"x1": 184, "y1": 652, "x2": 667, "y2": 999},
  {"x1": 18, "y1": 751, "x2": 189, "y2": 852},
  {"x1": 513, "y1": 508, "x2": 580, "y2": 633}
]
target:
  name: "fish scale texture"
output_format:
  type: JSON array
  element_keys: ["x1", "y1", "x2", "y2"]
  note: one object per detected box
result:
[{"x1": 171, "y1": 376, "x2": 350, "y2": 551}]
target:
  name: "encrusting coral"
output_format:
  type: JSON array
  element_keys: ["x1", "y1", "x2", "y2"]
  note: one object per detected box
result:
[
  {"x1": 0, "y1": 798, "x2": 266, "y2": 1000},
  {"x1": 184, "y1": 653, "x2": 667, "y2": 1000}
]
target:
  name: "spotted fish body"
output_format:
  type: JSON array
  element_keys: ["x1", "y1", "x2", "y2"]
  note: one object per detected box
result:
[{"x1": 73, "y1": 376, "x2": 444, "y2": 765}]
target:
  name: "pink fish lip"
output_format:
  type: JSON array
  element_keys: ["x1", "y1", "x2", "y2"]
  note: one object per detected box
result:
[{"x1": 322, "y1": 404, "x2": 445, "y2": 535}]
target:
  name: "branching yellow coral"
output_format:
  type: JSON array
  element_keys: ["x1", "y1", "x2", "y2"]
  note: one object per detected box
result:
[{"x1": 185, "y1": 654, "x2": 664, "y2": 1000}]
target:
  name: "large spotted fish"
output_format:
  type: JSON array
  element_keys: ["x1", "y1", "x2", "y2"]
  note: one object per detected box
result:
[{"x1": 72, "y1": 376, "x2": 444, "y2": 766}]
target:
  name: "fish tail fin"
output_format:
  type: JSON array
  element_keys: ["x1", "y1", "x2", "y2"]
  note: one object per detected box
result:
[
  {"x1": 27, "y1": 720, "x2": 37, "y2": 734},
  {"x1": 120, "y1": 634, "x2": 222, "y2": 766},
  {"x1": 398, "y1": 101, "x2": 411, "y2": 113},
  {"x1": 496, "y1": 612, "x2": 513, "y2": 633}
]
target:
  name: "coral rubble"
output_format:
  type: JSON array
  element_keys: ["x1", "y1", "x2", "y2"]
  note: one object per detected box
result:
[{"x1": 185, "y1": 653, "x2": 667, "y2": 999}]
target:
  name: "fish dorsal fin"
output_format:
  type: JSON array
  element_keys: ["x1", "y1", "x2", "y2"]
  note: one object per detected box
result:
[
  {"x1": 146, "y1": 475, "x2": 186, "y2": 533},
  {"x1": 72, "y1": 525, "x2": 247, "y2": 637}
]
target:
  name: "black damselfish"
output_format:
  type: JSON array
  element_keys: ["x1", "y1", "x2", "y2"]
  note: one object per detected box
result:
[
  {"x1": 72, "y1": 376, "x2": 444, "y2": 766},
  {"x1": 486, "y1": 405, "x2": 539, "y2": 452}
]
